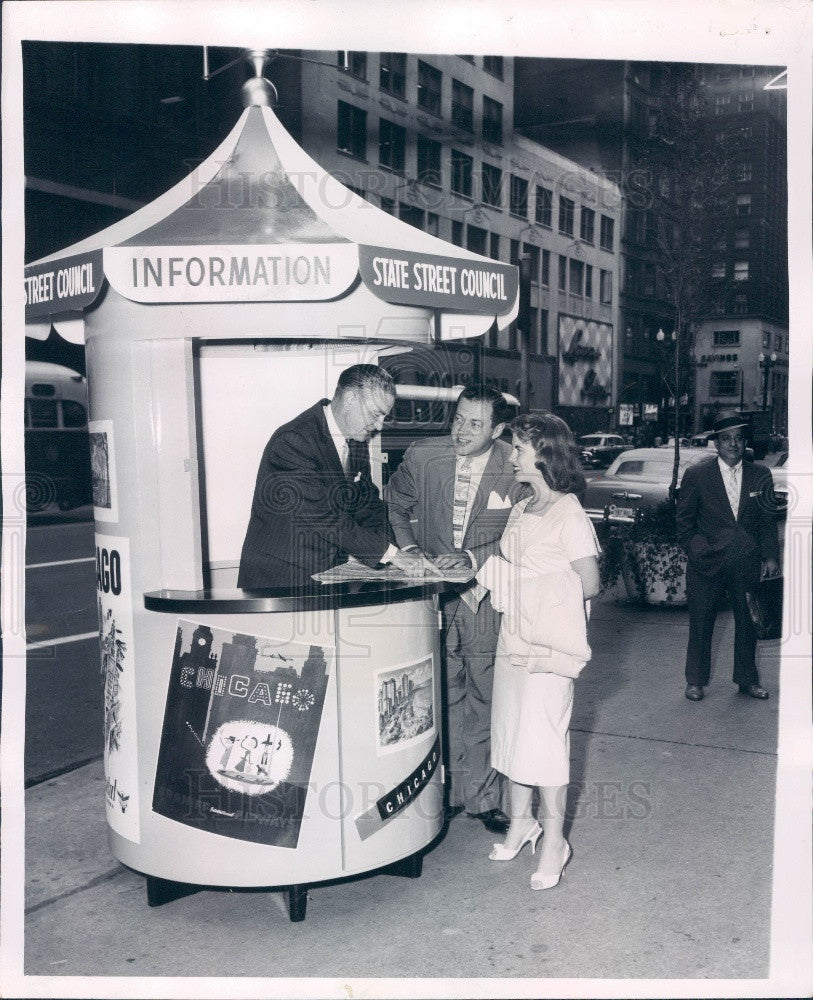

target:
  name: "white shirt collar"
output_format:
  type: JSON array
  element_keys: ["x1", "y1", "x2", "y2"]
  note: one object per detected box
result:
[
  {"x1": 324, "y1": 403, "x2": 346, "y2": 459},
  {"x1": 456, "y1": 447, "x2": 493, "y2": 473},
  {"x1": 718, "y1": 457, "x2": 742, "y2": 477}
]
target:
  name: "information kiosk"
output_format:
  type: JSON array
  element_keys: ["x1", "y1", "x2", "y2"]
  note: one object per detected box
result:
[{"x1": 24, "y1": 53, "x2": 519, "y2": 921}]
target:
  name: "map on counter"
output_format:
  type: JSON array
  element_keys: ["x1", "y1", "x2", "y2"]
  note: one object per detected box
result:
[{"x1": 313, "y1": 560, "x2": 476, "y2": 585}]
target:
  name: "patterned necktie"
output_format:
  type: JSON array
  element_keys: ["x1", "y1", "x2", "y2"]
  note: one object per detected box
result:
[
  {"x1": 339, "y1": 440, "x2": 349, "y2": 474},
  {"x1": 724, "y1": 465, "x2": 739, "y2": 517},
  {"x1": 452, "y1": 458, "x2": 473, "y2": 548}
]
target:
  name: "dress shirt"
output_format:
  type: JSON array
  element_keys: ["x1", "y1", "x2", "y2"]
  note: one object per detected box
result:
[
  {"x1": 718, "y1": 457, "x2": 742, "y2": 518},
  {"x1": 324, "y1": 403, "x2": 396, "y2": 564}
]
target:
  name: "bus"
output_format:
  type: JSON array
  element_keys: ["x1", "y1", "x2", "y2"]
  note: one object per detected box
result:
[{"x1": 24, "y1": 360, "x2": 92, "y2": 512}]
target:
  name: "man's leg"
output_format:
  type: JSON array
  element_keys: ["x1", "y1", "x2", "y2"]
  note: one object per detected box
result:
[
  {"x1": 727, "y1": 565, "x2": 760, "y2": 687},
  {"x1": 685, "y1": 564, "x2": 725, "y2": 688},
  {"x1": 452, "y1": 595, "x2": 502, "y2": 814}
]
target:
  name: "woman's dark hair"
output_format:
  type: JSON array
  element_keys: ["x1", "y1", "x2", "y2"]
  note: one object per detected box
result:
[{"x1": 510, "y1": 413, "x2": 586, "y2": 495}]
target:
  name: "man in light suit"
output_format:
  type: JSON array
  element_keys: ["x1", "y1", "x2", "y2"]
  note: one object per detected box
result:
[
  {"x1": 238, "y1": 364, "x2": 437, "y2": 590},
  {"x1": 385, "y1": 385, "x2": 525, "y2": 834},
  {"x1": 676, "y1": 410, "x2": 780, "y2": 702}
]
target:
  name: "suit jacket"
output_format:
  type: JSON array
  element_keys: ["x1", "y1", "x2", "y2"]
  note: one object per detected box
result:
[
  {"x1": 385, "y1": 436, "x2": 525, "y2": 572},
  {"x1": 237, "y1": 401, "x2": 392, "y2": 589},
  {"x1": 676, "y1": 456, "x2": 779, "y2": 578}
]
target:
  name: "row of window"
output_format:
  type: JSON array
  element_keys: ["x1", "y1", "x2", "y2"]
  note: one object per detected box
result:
[
  {"x1": 714, "y1": 92, "x2": 755, "y2": 114},
  {"x1": 710, "y1": 329, "x2": 788, "y2": 353},
  {"x1": 338, "y1": 52, "x2": 504, "y2": 143},
  {"x1": 337, "y1": 102, "x2": 617, "y2": 247}
]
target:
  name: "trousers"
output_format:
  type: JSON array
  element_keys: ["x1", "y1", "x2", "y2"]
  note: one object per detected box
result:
[{"x1": 441, "y1": 593, "x2": 503, "y2": 813}]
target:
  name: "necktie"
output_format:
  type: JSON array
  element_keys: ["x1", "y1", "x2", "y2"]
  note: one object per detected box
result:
[
  {"x1": 724, "y1": 466, "x2": 739, "y2": 517},
  {"x1": 452, "y1": 458, "x2": 472, "y2": 549},
  {"x1": 339, "y1": 440, "x2": 349, "y2": 474},
  {"x1": 346, "y1": 440, "x2": 366, "y2": 481}
]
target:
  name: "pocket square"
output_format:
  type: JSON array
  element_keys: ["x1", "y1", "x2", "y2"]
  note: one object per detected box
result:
[{"x1": 486, "y1": 491, "x2": 512, "y2": 510}]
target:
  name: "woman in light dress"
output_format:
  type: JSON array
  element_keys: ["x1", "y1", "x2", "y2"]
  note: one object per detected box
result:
[{"x1": 476, "y1": 413, "x2": 600, "y2": 890}]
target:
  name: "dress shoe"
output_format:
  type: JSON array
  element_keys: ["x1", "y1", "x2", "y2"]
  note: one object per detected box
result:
[
  {"x1": 531, "y1": 840, "x2": 572, "y2": 890},
  {"x1": 685, "y1": 684, "x2": 704, "y2": 701},
  {"x1": 445, "y1": 804, "x2": 464, "y2": 821},
  {"x1": 466, "y1": 808, "x2": 511, "y2": 835},
  {"x1": 489, "y1": 821, "x2": 543, "y2": 861},
  {"x1": 739, "y1": 683, "x2": 769, "y2": 699}
]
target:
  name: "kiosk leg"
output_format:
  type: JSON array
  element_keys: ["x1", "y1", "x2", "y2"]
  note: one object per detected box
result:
[
  {"x1": 386, "y1": 851, "x2": 423, "y2": 879},
  {"x1": 146, "y1": 875, "x2": 201, "y2": 907},
  {"x1": 286, "y1": 884, "x2": 308, "y2": 922}
]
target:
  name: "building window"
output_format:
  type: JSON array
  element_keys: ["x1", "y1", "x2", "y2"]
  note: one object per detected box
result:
[
  {"x1": 427, "y1": 212, "x2": 440, "y2": 237},
  {"x1": 732, "y1": 293, "x2": 748, "y2": 314},
  {"x1": 379, "y1": 52, "x2": 406, "y2": 98},
  {"x1": 482, "y1": 95, "x2": 503, "y2": 144},
  {"x1": 585, "y1": 263, "x2": 593, "y2": 298},
  {"x1": 451, "y1": 220, "x2": 464, "y2": 246},
  {"x1": 736, "y1": 193, "x2": 752, "y2": 216},
  {"x1": 399, "y1": 203, "x2": 425, "y2": 229},
  {"x1": 380, "y1": 196, "x2": 395, "y2": 214},
  {"x1": 762, "y1": 330, "x2": 771, "y2": 349},
  {"x1": 735, "y1": 160, "x2": 752, "y2": 182},
  {"x1": 711, "y1": 262, "x2": 725, "y2": 279},
  {"x1": 337, "y1": 101, "x2": 367, "y2": 159},
  {"x1": 558, "y1": 196, "x2": 574, "y2": 236},
  {"x1": 509, "y1": 239, "x2": 520, "y2": 265},
  {"x1": 642, "y1": 263, "x2": 655, "y2": 297},
  {"x1": 538, "y1": 309, "x2": 549, "y2": 356},
  {"x1": 417, "y1": 135, "x2": 441, "y2": 186},
  {"x1": 535, "y1": 186, "x2": 552, "y2": 227},
  {"x1": 580, "y1": 207, "x2": 595, "y2": 243},
  {"x1": 482, "y1": 162, "x2": 502, "y2": 207},
  {"x1": 710, "y1": 371, "x2": 739, "y2": 396},
  {"x1": 713, "y1": 329, "x2": 740, "y2": 346},
  {"x1": 379, "y1": 118, "x2": 406, "y2": 172},
  {"x1": 600, "y1": 269, "x2": 613, "y2": 304},
  {"x1": 510, "y1": 175, "x2": 529, "y2": 218},
  {"x1": 467, "y1": 224, "x2": 488, "y2": 255},
  {"x1": 734, "y1": 227, "x2": 750, "y2": 249},
  {"x1": 540, "y1": 249, "x2": 550, "y2": 286},
  {"x1": 458, "y1": 54, "x2": 475, "y2": 63},
  {"x1": 600, "y1": 214, "x2": 615, "y2": 251},
  {"x1": 489, "y1": 232, "x2": 500, "y2": 259},
  {"x1": 558, "y1": 255, "x2": 567, "y2": 291},
  {"x1": 337, "y1": 51, "x2": 367, "y2": 79},
  {"x1": 417, "y1": 61, "x2": 442, "y2": 115},
  {"x1": 738, "y1": 92, "x2": 753, "y2": 112},
  {"x1": 451, "y1": 149, "x2": 473, "y2": 197},
  {"x1": 451, "y1": 79, "x2": 474, "y2": 131},
  {"x1": 715, "y1": 93, "x2": 731, "y2": 114},
  {"x1": 483, "y1": 55, "x2": 503, "y2": 78},
  {"x1": 733, "y1": 260, "x2": 749, "y2": 281},
  {"x1": 569, "y1": 258, "x2": 584, "y2": 296}
]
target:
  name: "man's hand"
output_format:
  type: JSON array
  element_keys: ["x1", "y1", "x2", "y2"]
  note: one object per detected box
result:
[
  {"x1": 391, "y1": 548, "x2": 443, "y2": 577},
  {"x1": 434, "y1": 552, "x2": 473, "y2": 571},
  {"x1": 761, "y1": 558, "x2": 780, "y2": 579}
]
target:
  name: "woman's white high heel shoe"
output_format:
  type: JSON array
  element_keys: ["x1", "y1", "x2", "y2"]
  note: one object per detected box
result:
[
  {"x1": 488, "y1": 822, "x2": 543, "y2": 861},
  {"x1": 530, "y1": 840, "x2": 572, "y2": 890}
]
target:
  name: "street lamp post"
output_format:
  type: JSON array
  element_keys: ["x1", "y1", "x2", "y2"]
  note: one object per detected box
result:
[
  {"x1": 758, "y1": 351, "x2": 777, "y2": 414},
  {"x1": 657, "y1": 325, "x2": 680, "y2": 501}
]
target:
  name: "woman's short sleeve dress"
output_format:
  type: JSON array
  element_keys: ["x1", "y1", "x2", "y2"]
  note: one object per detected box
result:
[{"x1": 490, "y1": 493, "x2": 600, "y2": 787}]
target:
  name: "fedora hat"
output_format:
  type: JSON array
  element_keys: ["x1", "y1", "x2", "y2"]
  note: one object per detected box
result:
[{"x1": 712, "y1": 411, "x2": 749, "y2": 436}]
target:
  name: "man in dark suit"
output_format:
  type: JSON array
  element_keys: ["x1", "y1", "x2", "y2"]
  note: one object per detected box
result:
[
  {"x1": 676, "y1": 411, "x2": 780, "y2": 702},
  {"x1": 238, "y1": 364, "x2": 438, "y2": 589},
  {"x1": 385, "y1": 386, "x2": 525, "y2": 834}
]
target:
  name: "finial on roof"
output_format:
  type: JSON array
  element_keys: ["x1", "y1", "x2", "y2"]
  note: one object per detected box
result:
[{"x1": 241, "y1": 49, "x2": 278, "y2": 107}]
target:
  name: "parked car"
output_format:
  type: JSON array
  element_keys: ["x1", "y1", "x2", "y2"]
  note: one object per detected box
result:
[
  {"x1": 582, "y1": 447, "x2": 714, "y2": 525},
  {"x1": 690, "y1": 431, "x2": 715, "y2": 448},
  {"x1": 578, "y1": 433, "x2": 628, "y2": 469},
  {"x1": 768, "y1": 451, "x2": 789, "y2": 516}
]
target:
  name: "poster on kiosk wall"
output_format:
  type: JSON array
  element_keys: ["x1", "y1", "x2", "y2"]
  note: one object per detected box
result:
[
  {"x1": 152, "y1": 621, "x2": 332, "y2": 849},
  {"x1": 96, "y1": 534, "x2": 140, "y2": 842}
]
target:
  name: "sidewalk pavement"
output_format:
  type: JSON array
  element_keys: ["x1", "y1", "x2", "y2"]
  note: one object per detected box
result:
[{"x1": 22, "y1": 596, "x2": 781, "y2": 983}]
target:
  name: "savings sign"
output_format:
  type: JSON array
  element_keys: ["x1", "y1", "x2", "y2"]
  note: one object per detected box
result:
[{"x1": 359, "y1": 246, "x2": 517, "y2": 316}]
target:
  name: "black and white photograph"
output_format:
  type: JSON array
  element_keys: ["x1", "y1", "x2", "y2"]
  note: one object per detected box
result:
[{"x1": 1, "y1": 1, "x2": 811, "y2": 998}]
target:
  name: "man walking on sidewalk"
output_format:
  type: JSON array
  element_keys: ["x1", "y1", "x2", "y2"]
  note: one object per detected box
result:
[{"x1": 676, "y1": 410, "x2": 780, "y2": 702}]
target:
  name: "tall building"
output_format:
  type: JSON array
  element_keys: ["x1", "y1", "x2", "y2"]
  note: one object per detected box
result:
[
  {"x1": 23, "y1": 43, "x2": 622, "y2": 433},
  {"x1": 515, "y1": 58, "x2": 788, "y2": 437}
]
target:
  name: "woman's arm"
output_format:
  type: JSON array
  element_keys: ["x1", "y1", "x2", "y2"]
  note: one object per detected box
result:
[{"x1": 571, "y1": 555, "x2": 600, "y2": 600}]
